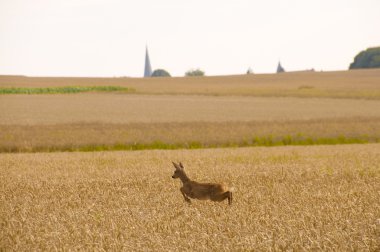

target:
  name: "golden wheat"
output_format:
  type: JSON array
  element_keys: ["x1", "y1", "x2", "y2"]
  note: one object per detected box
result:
[
  {"x1": 1, "y1": 90, "x2": 380, "y2": 152},
  {"x1": 1, "y1": 144, "x2": 379, "y2": 250},
  {"x1": 1, "y1": 94, "x2": 380, "y2": 125},
  {"x1": 0, "y1": 118, "x2": 380, "y2": 152}
]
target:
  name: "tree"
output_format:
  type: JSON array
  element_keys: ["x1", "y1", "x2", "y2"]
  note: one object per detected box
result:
[
  {"x1": 349, "y1": 46, "x2": 380, "y2": 69},
  {"x1": 151, "y1": 69, "x2": 171, "y2": 77},
  {"x1": 185, "y1": 69, "x2": 205, "y2": 77}
]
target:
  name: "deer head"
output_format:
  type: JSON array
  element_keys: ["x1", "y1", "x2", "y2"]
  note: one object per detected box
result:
[{"x1": 172, "y1": 162, "x2": 185, "y2": 179}]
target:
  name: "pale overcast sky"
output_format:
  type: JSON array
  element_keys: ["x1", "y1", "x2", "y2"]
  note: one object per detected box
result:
[{"x1": 0, "y1": 0, "x2": 379, "y2": 77}]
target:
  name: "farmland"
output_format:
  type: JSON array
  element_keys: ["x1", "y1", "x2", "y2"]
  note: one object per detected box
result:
[
  {"x1": 1, "y1": 69, "x2": 380, "y2": 250},
  {"x1": 2, "y1": 94, "x2": 380, "y2": 125},
  {"x1": 1, "y1": 117, "x2": 380, "y2": 152},
  {"x1": 1, "y1": 69, "x2": 380, "y2": 99},
  {"x1": 1, "y1": 145, "x2": 379, "y2": 250},
  {"x1": 1, "y1": 93, "x2": 380, "y2": 152}
]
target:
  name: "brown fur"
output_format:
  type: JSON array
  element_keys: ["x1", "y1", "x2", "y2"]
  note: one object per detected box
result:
[{"x1": 172, "y1": 162, "x2": 233, "y2": 205}]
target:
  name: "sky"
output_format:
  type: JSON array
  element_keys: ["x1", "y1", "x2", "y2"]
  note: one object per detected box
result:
[{"x1": 0, "y1": 0, "x2": 379, "y2": 77}]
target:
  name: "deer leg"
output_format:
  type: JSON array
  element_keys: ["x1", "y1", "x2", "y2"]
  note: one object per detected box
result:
[
  {"x1": 223, "y1": 191, "x2": 232, "y2": 205},
  {"x1": 180, "y1": 187, "x2": 191, "y2": 203},
  {"x1": 228, "y1": 191, "x2": 232, "y2": 205}
]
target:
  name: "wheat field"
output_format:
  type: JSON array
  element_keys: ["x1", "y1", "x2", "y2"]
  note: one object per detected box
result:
[
  {"x1": 2, "y1": 94, "x2": 380, "y2": 125},
  {"x1": 1, "y1": 118, "x2": 380, "y2": 152},
  {"x1": 1, "y1": 93, "x2": 380, "y2": 152},
  {"x1": 0, "y1": 94, "x2": 380, "y2": 125},
  {"x1": 1, "y1": 70, "x2": 380, "y2": 152},
  {"x1": 1, "y1": 69, "x2": 380, "y2": 99},
  {"x1": 1, "y1": 144, "x2": 379, "y2": 251},
  {"x1": 1, "y1": 70, "x2": 380, "y2": 250}
]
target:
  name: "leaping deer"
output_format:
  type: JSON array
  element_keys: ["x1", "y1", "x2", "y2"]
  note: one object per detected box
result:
[{"x1": 171, "y1": 162, "x2": 233, "y2": 205}]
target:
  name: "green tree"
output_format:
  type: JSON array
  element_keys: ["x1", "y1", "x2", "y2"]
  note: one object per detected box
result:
[
  {"x1": 151, "y1": 69, "x2": 171, "y2": 77},
  {"x1": 349, "y1": 47, "x2": 380, "y2": 69},
  {"x1": 185, "y1": 69, "x2": 205, "y2": 76}
]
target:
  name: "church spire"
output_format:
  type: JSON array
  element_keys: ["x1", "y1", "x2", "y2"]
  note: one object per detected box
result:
[
  {"x1": 277, "y1": 61, "x2": 285, "y2": 73},
  {"x1": 144, "y1": 46, "x2": 152, "y2": 77}
]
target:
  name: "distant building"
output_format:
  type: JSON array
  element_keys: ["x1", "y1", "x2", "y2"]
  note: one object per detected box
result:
[
  {"x1": 144, "y1": 46, "x2": 152, "y2": 77},
  {"x1": 277, "y1": 61, "x2": 285, "y2": 73}
]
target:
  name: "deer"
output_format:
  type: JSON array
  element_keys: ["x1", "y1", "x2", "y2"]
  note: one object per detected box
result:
[{"x1": 171, "y1": 162, "x2": 233, "y2": 205}]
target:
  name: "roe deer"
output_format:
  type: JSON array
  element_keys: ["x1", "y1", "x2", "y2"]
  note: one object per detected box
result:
[{"x1": 171, "y1": 162, "x2": 233, "y2": 205}]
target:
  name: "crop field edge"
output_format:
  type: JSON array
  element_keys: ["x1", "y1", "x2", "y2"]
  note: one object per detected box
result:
[
  {"x1": 1, "y1": 135, "x2": 377, "y2": 153},
  {"x1": 1, "y1": 69, "x2": 380, "y2": 99}
]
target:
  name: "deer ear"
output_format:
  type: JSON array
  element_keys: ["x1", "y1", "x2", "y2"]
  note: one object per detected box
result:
[
  {"x1": 172, "y1": 162, "x2": 180, "y2": 169},
  {"x1": 179, "y1": 162, "x2": 184, "y2": 169}
]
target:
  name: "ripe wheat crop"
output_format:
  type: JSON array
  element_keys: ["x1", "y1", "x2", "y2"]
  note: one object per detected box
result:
[
  {"x1": 2, "y1": 94, "x2": 380, "y2": 125},
  {"x1": 1, "y1": 118, "x2": 380, "y2": 152},
  {"x1": 1, "y1": 92, "x2": 380, "y2": 152},
  {"x1": 1, "y1": 69, "x2": 380, "y2": 99},
  {"x1": 1, "y1": 145, "x2": 379, "y2": 250}
]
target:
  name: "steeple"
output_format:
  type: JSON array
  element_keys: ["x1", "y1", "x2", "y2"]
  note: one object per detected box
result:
[
  {"x1": 277, "y1": 61, "x2": 285, "y2": 73},
  {"x1": 144, "y1": 46, "x2": 152, "y2": 77}
]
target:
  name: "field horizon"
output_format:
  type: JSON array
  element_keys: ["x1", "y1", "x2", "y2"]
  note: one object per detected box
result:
[{"x1": 1, "y1": 68, "x2": 380, "y2": 99}]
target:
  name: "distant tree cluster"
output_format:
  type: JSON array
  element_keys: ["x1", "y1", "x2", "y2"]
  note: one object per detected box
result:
[
  {"x1": 185, "y1": 69, "x2": 205, "y2": 77},
  {"x1": 151, "y1": 69, "x2": 171, "y2": 77},
  {"x1": 349, "y1": 47, "x2": 380, "y2": 69}
]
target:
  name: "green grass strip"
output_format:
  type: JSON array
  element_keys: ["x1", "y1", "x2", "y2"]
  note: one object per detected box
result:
[
  {"x1": 1, "y1": 136, "x2": 378, "y2": 153},
  {"x1": 0, "y1": 86, "x2": 134, "y2": 94}
]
